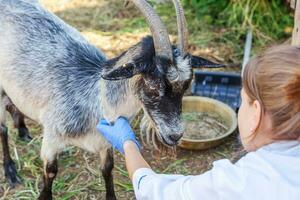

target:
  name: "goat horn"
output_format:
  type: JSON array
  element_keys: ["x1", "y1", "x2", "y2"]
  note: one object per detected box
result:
[
  {"x1": 130, "y1": 0, "x2": 173, "y2": 61},
  {"x1": 171, "y1": 0, "x2": 188, "y2": 56}
]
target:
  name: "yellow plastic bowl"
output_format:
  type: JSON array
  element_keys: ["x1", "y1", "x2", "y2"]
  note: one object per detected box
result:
[{"x1": 178, "y1": 96, "x2": 238, "y2": 150}]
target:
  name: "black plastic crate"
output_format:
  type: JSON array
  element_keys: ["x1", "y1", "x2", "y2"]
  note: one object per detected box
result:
[{"x1": 191, "y1": 71, "x2": 242, "y2": 112}]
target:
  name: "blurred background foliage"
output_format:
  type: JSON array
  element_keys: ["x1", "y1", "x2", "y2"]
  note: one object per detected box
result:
[
  {"x1": 49, "y1": 0, "x2": 294, "y2": 63},
  {"x1": 180, "y1": 0, "x2": 294, "y2": 61},
  {"x1": 150, "y1": 0, "x2": 293, "y2": 62}
]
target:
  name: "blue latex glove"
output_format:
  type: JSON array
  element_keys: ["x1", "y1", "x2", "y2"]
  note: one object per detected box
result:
[{"x1": 96, "y1": 117, "x2": 141, "y2": 154}]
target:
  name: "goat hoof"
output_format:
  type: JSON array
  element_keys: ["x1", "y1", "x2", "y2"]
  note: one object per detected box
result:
[
  {"x1": 18, "y1": 128, "x2": 32, "y2": 142},
  {"x1": 38, "y1": 190, "x2": 52, "y2": 200},
  {"x1": 4, "y1": 160, "x2": 21, "y2": 187}
]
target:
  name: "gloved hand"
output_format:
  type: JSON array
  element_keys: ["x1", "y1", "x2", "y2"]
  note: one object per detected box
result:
[{"x1": 96, "y1": 117, "x2": 141, "y2": 154}]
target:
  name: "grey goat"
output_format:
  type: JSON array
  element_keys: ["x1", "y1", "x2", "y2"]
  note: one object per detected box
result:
[{"x1": 0, "y1": 0, "x2": 223, "y2": 199}]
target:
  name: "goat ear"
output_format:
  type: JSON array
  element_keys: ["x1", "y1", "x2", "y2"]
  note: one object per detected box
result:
[
  {"x1": 101, "y1": 63, "x2": 141, "y2": 80},
  {"x1": 101, "y1": 36, "x2": 156, "y2": 80},
  {"x1": 191, "y1": 55, "x2": 225, "y2": 68}
]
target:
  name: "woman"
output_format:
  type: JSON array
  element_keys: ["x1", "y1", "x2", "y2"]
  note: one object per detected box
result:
[{"x1": 97, "y1": 45, "x2": 300, "y2": 199}]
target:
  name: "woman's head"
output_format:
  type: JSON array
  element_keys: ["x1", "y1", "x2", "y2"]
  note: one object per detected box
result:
[{"x1": 238, "y1": 45, "x2": 300, "y2": 151}]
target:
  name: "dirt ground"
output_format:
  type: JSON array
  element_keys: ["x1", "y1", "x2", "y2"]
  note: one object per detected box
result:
[{"x1": 0, "y1": 0, "x2": 244, "y2": 199}]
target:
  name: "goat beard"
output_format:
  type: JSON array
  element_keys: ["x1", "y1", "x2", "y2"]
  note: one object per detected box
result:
[{"x1": 140, "y1": 114, "x2": 177, "y2": 159}]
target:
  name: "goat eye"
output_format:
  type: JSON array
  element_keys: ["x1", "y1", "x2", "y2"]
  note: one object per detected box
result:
[
  {"x1": 149, "y1": 85, "x2": 156, "y2": 90},
  {"x1": 145, "y1": 79, "x2": 159, "y2": 90},
  {"x1": 143, "y1": 77, "x2": 165, "y2": 96},
  {"x1": 146, "y1": 84, "x2": 161, "y2": 96}
]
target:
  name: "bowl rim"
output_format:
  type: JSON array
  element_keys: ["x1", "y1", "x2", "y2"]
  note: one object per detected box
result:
[{"x1": 180, "y1": 96, "x2": 238, "y2": 143}]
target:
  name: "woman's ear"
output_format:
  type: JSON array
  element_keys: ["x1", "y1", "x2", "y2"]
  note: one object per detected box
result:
[{"x1": 251, "y1": 100, "x2": 262, "y2": 133}]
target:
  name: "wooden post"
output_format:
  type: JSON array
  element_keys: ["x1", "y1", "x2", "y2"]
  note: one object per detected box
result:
[
  {"x1": 290, "y1": 0, "x2": 296, "y2": 9},
  {"x1": 292, "y1": 0, "x2": 300, "y2": 45}
]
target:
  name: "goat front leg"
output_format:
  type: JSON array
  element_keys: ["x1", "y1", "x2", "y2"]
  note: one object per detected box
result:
[
  {"x1": 38, "y1": 159, "x2": 57, "y2": 200},
  {"x1": 3, "y1": 95, "x2": 32, "y2": 142},
  {"x1": 100, "y1": 147, "x2": 117, "y2": 200},
  {"x1": 38, "y1": 135, "x2": 61, "y2": 200}
]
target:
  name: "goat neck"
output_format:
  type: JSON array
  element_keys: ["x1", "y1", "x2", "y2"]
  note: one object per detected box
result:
[{"x1": 99, "y1": 77, "x2": 141, "y2": 123}]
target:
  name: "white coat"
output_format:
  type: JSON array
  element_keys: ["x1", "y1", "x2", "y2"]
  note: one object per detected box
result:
[{"x1": 133, "y1": 141, "x2": 300, "y2": 200}]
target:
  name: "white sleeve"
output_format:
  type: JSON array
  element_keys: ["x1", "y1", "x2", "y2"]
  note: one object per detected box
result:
[{"x1": 132, "y1": 159, "x2": 246, "y2": 200}]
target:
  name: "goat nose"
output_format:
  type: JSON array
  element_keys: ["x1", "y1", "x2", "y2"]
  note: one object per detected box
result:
[{"x1": 168, "y1": 133, "x2": 183, "y2": 143}]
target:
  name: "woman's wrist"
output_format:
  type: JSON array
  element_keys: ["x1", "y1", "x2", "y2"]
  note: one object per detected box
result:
[
  {"x1": 124, "y1": 140, "x2": 140, "y2": 152},
  {"x1": 123, "y1": 140, "x2": 151, "y2": 180}
]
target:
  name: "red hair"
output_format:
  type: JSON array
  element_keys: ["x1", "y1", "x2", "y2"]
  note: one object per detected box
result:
[{"x1": 243, "y1": 45, "x2": 300, "y2": 140}]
